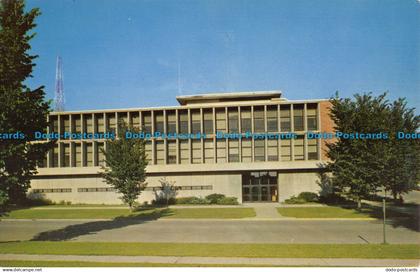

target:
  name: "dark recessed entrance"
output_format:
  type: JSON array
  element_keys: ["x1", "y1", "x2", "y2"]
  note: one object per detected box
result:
[{"x1": 242, "y1": 171, "x2": 278, "y2": 202}]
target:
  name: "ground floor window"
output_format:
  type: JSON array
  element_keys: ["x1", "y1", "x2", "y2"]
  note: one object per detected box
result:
[{"x1": 242, "y1": 171, "x2": 278, "y2": 202}]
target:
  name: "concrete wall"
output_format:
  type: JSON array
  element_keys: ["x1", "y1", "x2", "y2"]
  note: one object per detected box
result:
[
  {"x1": 29, "y1": 173, "x2": 242, "y2": 205},
  {"x1": 277, "y1": 171, "x2": 321, "y2": 202}
]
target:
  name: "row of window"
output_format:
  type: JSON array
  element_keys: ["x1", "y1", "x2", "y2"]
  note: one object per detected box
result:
[
  {"x1": 32, "y1": 186, "x2": 213, "y2": 193},
  {"x1": 40, "y1": 136, "x2": 319, "y2": 168},
  {"x1": 49, "y1": 104, "x2": 318, "y2": 136}
]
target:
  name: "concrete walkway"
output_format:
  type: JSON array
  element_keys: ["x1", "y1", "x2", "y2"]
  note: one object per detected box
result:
[
  {"x1": 0, "y1": 254, "x2": 418, "y2": 267},
  {"x1": 243, "y1": 203, "x2": 282, "y2": 218}
]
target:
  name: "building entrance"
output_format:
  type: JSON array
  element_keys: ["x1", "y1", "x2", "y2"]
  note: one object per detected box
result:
[{"x1": 242, "y1": 171, "x2": 278, "y2": 202}]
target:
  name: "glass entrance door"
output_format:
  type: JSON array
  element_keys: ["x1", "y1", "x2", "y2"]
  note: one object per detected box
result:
[{"x1": 242, "y1": 171, "x2": 278, "y2": 202}]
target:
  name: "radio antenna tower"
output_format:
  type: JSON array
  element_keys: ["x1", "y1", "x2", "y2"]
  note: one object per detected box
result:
[{"x1": 54, "y1": 56, "x2": 65, "y2": 112}]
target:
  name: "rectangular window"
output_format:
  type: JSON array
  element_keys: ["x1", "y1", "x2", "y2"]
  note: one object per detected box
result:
[
  {"x1": 61, "y1": 116, "x2": 70, "y2": 134},
  {"x1": 308, "y1": 138, "x2": 318, "y2": 160},
  {"x1": 85, "y1": 143, "x2": 93, "y2": 166},
  {"x1": 204, "y1": 139, "x2": 214, "y2": 163},
  {"x1": 142, "y1": 112, "x2": 152, "y2": 133},
  {"x1": 280, "y1": 106, "x2": 291, "y2": 132},
  {"x1": 179, "y1": 140, "x2": 189, "y2": 164},
  {"x1": 118, "y1": 113, "x2": 128, "y2": 128},
  {"x1": 62, "y1": 143, "x2": 70, "y2": 167},
  {"x1": 228, "y1": 108, "x2": 239, "y2": 133},
  {"x1": 97, "y1": 142, "x2": 105, "y2": 166},
  {"x1": 254, "y1": 107, "x2": 265, "y2": 132},
  {"x1": 106, "y1": 113, "x2": 116, "y2": 134},
  {"x1": 294, "y1": 136, "x2": 304, "y2": 160},
  {"x1": 52, "y1": 144, "x2": 59, "y2": 167},
  {"x1": 281, "y1": 139, "x2": 291, "y2": 161},
  {"x1": 294, "y1": 105, "x2": 304, "y2": 131},
  {"x1": 179, "y1": 111, "x2": 188, "y2": 134},
  {"x1": 216, "y1": 139, "x2": 226, "y2": 163},
  {"x1": 215, "y1": 108, "x2": 226, "y2": 133},
  {"x1": 50, "y1": 116, "x2": 58, "y2": 133},
  {"x1": 155, "y1": 141, "x2": 164, "y2": 165},
  {"x1": 307, "y1": 104, "x2": 318, "y2": 131},
  {"x1": 228, "y1": 139, "x2": 239, "y2": 162},
  {"x1": 130, "y1": 112, "x2": 140, "y2": 130},
  {"x1": 241, "y1": 138, "x2": 252, "y2": 162},
  {"x1": 241, "y1": 108, "x2": 252, "y2": 133},
  {"x1": 73, "y1": 115, "x2": 81, "y2": 134},
  {"x1": 267, "y1": 139, "x2": 278, "y2": 161},
  {"x1": 84, "y1": 114, "x2": 93, "y2": 134},
  {"x1": 167, "y1": 140, "x2": 177, "y2": 164},
  {"x1": 167, "y1": 111, "x2": 176, "y2": 134},
  {"x1": 75, "y1": 143, "x2": 82, "y2": 167},
  {"x1": 191, "y1": 110, "x2": 201, "y2": 134},
  {"x1": 96, "y1": 114, "x2": 105, "y2": 133},
  {"x1": 145, "y1": 141, "x2": 152, "y2": 162},
  {"x1": 191, "y1": 139, "x2": 201, "y2": 164},
  {"x1": 203, "y1": 109, "x2": 213, "y2": 134},
  {"x1": 154, "y1": 112, "x2": 164, "y2": 134},
  {"x1": 254, "y1": 139, "x2": 265, "y2": 161},
  {"x1": 267, "y1": 106, "x2": 278, "y2": 132}
]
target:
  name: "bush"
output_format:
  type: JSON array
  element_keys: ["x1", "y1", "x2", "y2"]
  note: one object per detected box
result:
[
  {"x1": 205, "y1": 194, "x2": 225, "y2": 204},
  {"x1": 297, "y1": 192, "x2": 319, "y2": 202},
  {"x1": 318, "y1": 194, "x2": 353, "y2": 204},
  {"x1": 0, "y1": 191, "x2": 9, "y2": 211},
  {"x1": 152, "y1": 197, "x2": 176, "y2": 206},
  {"x1": 284, "y1": 196, "x2": 307, "y2": 204},
  {"x1": 176, "y1": 197, "x2": 210, "y2": 205},
  {"x1": 216, "y1": 196, "x2": 239, "y2": 205}
]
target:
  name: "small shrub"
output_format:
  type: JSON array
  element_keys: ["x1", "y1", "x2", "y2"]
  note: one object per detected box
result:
[
  {"x1": 152, "y1": 198, "x2": 176, "y2": 206},
  {"x1": 0, "y1": 191, "x2": 8, "y2": 211},
  {"x1": 319, "y1": 194, "x2": 353, "y2": 204},
  {"x1": 175, "y1": 197, "x2": 210, "y2": 205},
  {"x1": 297, "y1": 192, "x2": 319, "y2": 202},
  {"x1": 216, "y1": 196, "x2": 238, "y2": 205},
  {"x1": 205, "y1": 194, "x2": 225, "y2": 204},
  {"x1": 284, "y1": 196, "x2": 307, "y2": 204}
]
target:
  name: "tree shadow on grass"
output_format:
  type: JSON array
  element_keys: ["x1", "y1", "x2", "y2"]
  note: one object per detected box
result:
[
  {"x1": 328, "y1": 202, "x2": 419, "y2": 232},
  {"x1": 30, "y1": 208, "x2": 174, "y2": 241}
]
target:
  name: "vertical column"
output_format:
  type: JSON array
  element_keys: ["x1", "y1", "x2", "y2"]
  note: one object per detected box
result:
[
  {"x1": 290, "y1": 104, "x2": 295, "y2": 161},
  {"x1": 251, "y1": 106, "x2": 255, "y2": 162},
  {"x1": 200, "y1": 108, "x2": 204, "y2": 164},
  {"x1": 163, "y1": 110, "x2": 167, "y2": 165},
  {"x1": 277, "y1": 104, "x2": 281, "y2": 159},
  {"x1": 238, "y1": 106, "x2": 242, "y2": 162},
  {"x1": 151, "y1": 111, "x2": 155, "y2": 164},
  {"x1": 304, "y1": 103, "x2": 308, "y2": 161},
  {"x1": 115, "y1": 112, "x2": 119, "y2": 137},
  {"x1": 225, "y1": 107, "x2": 228, "y2": 162},
  {"x1": 264, "y1": 105, "x2": 268, "y2": 161},
  {"x1": 212, "y1": 107, "x2": 216, "y2": 163},
  {"x1": 57, "y1": 115, "x2": 62, "y2": 167},
  {"x1": 317, "y1": 103, "x2": 322, "y2": 160}
]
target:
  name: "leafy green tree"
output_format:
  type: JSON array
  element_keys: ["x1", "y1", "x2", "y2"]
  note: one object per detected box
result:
[
  {"x1": 327, "y1": 93, "x2": 419, "y2": 207},
  {"x1": 101, "y1": 123, "x2": 148, "y2": 210},
  {"x1": 0, "y1": 0, "x2": 51, "y2": 204},
  {"x1": 327, "y1": 93, "x2": 389, "y2": 209},
  {"x1": 381, "y1": 98, "x2": 419, "y2": 201}
]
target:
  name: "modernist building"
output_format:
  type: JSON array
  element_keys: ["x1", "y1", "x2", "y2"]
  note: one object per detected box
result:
[{"x1": 31, "y1": 91, "x2": 334, "y2": 204}]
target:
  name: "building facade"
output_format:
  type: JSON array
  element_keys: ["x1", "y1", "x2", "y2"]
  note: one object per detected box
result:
[{"x1": 31, "y1": 91, "x2": 334, "y2": 204}]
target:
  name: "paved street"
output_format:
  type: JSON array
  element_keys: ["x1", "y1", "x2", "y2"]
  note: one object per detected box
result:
[{"x1": 0, "y1": 219, "x2": 418, "y2": 244}]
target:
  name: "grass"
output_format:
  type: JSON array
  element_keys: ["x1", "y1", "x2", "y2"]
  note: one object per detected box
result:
[
  {"x1": 277, "y1": 207, "x2": 372, "y2": 218},
  {"x1": 0, "y1": 242, "x2": 418, "y2": 259},
  {"x1": 277, "y1": 206, "x2": 412, "y2": 219},
  {"x1": 0, "y1": 207, "x2": 255, "y2": 219}
]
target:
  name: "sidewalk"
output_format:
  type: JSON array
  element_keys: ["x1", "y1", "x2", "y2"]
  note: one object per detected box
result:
[{"x1": 0, "y1": 254, "x2": 418, "y2": 267}]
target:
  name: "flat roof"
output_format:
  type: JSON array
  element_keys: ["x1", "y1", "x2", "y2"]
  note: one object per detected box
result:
[{"x1": 176, "y1": 90, "x2": 282, "y2": 105}]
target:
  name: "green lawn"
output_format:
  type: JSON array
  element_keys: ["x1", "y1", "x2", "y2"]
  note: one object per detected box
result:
[
  {"x1": 0, "y1": 207, "x2": 255, "y2": 219},
  {"x1": 278, "y1": 207, "x2": 374, "y2": 218},
  {"x1": 0, "y1": 242, "x2": 418, "y2": 259}
]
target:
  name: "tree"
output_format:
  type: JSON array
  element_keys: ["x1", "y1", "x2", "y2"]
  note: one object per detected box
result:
[
  {"x1": 101, "y1": 123, "x2": 148, "y2": 210},
  {"x1": 327, "y1": 92, "x2": 419, "y2": 208},
  {"x1": 0, "y1": 0, "x2": 51, "y2": 204},
  {"x1": 381, "y1": 98, "x2": 419, "y2": 201}
]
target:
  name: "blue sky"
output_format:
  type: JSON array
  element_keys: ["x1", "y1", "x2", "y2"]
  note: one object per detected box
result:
[{"x1": 26, "y1": 0, "x2": 419, "y2": 111}]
